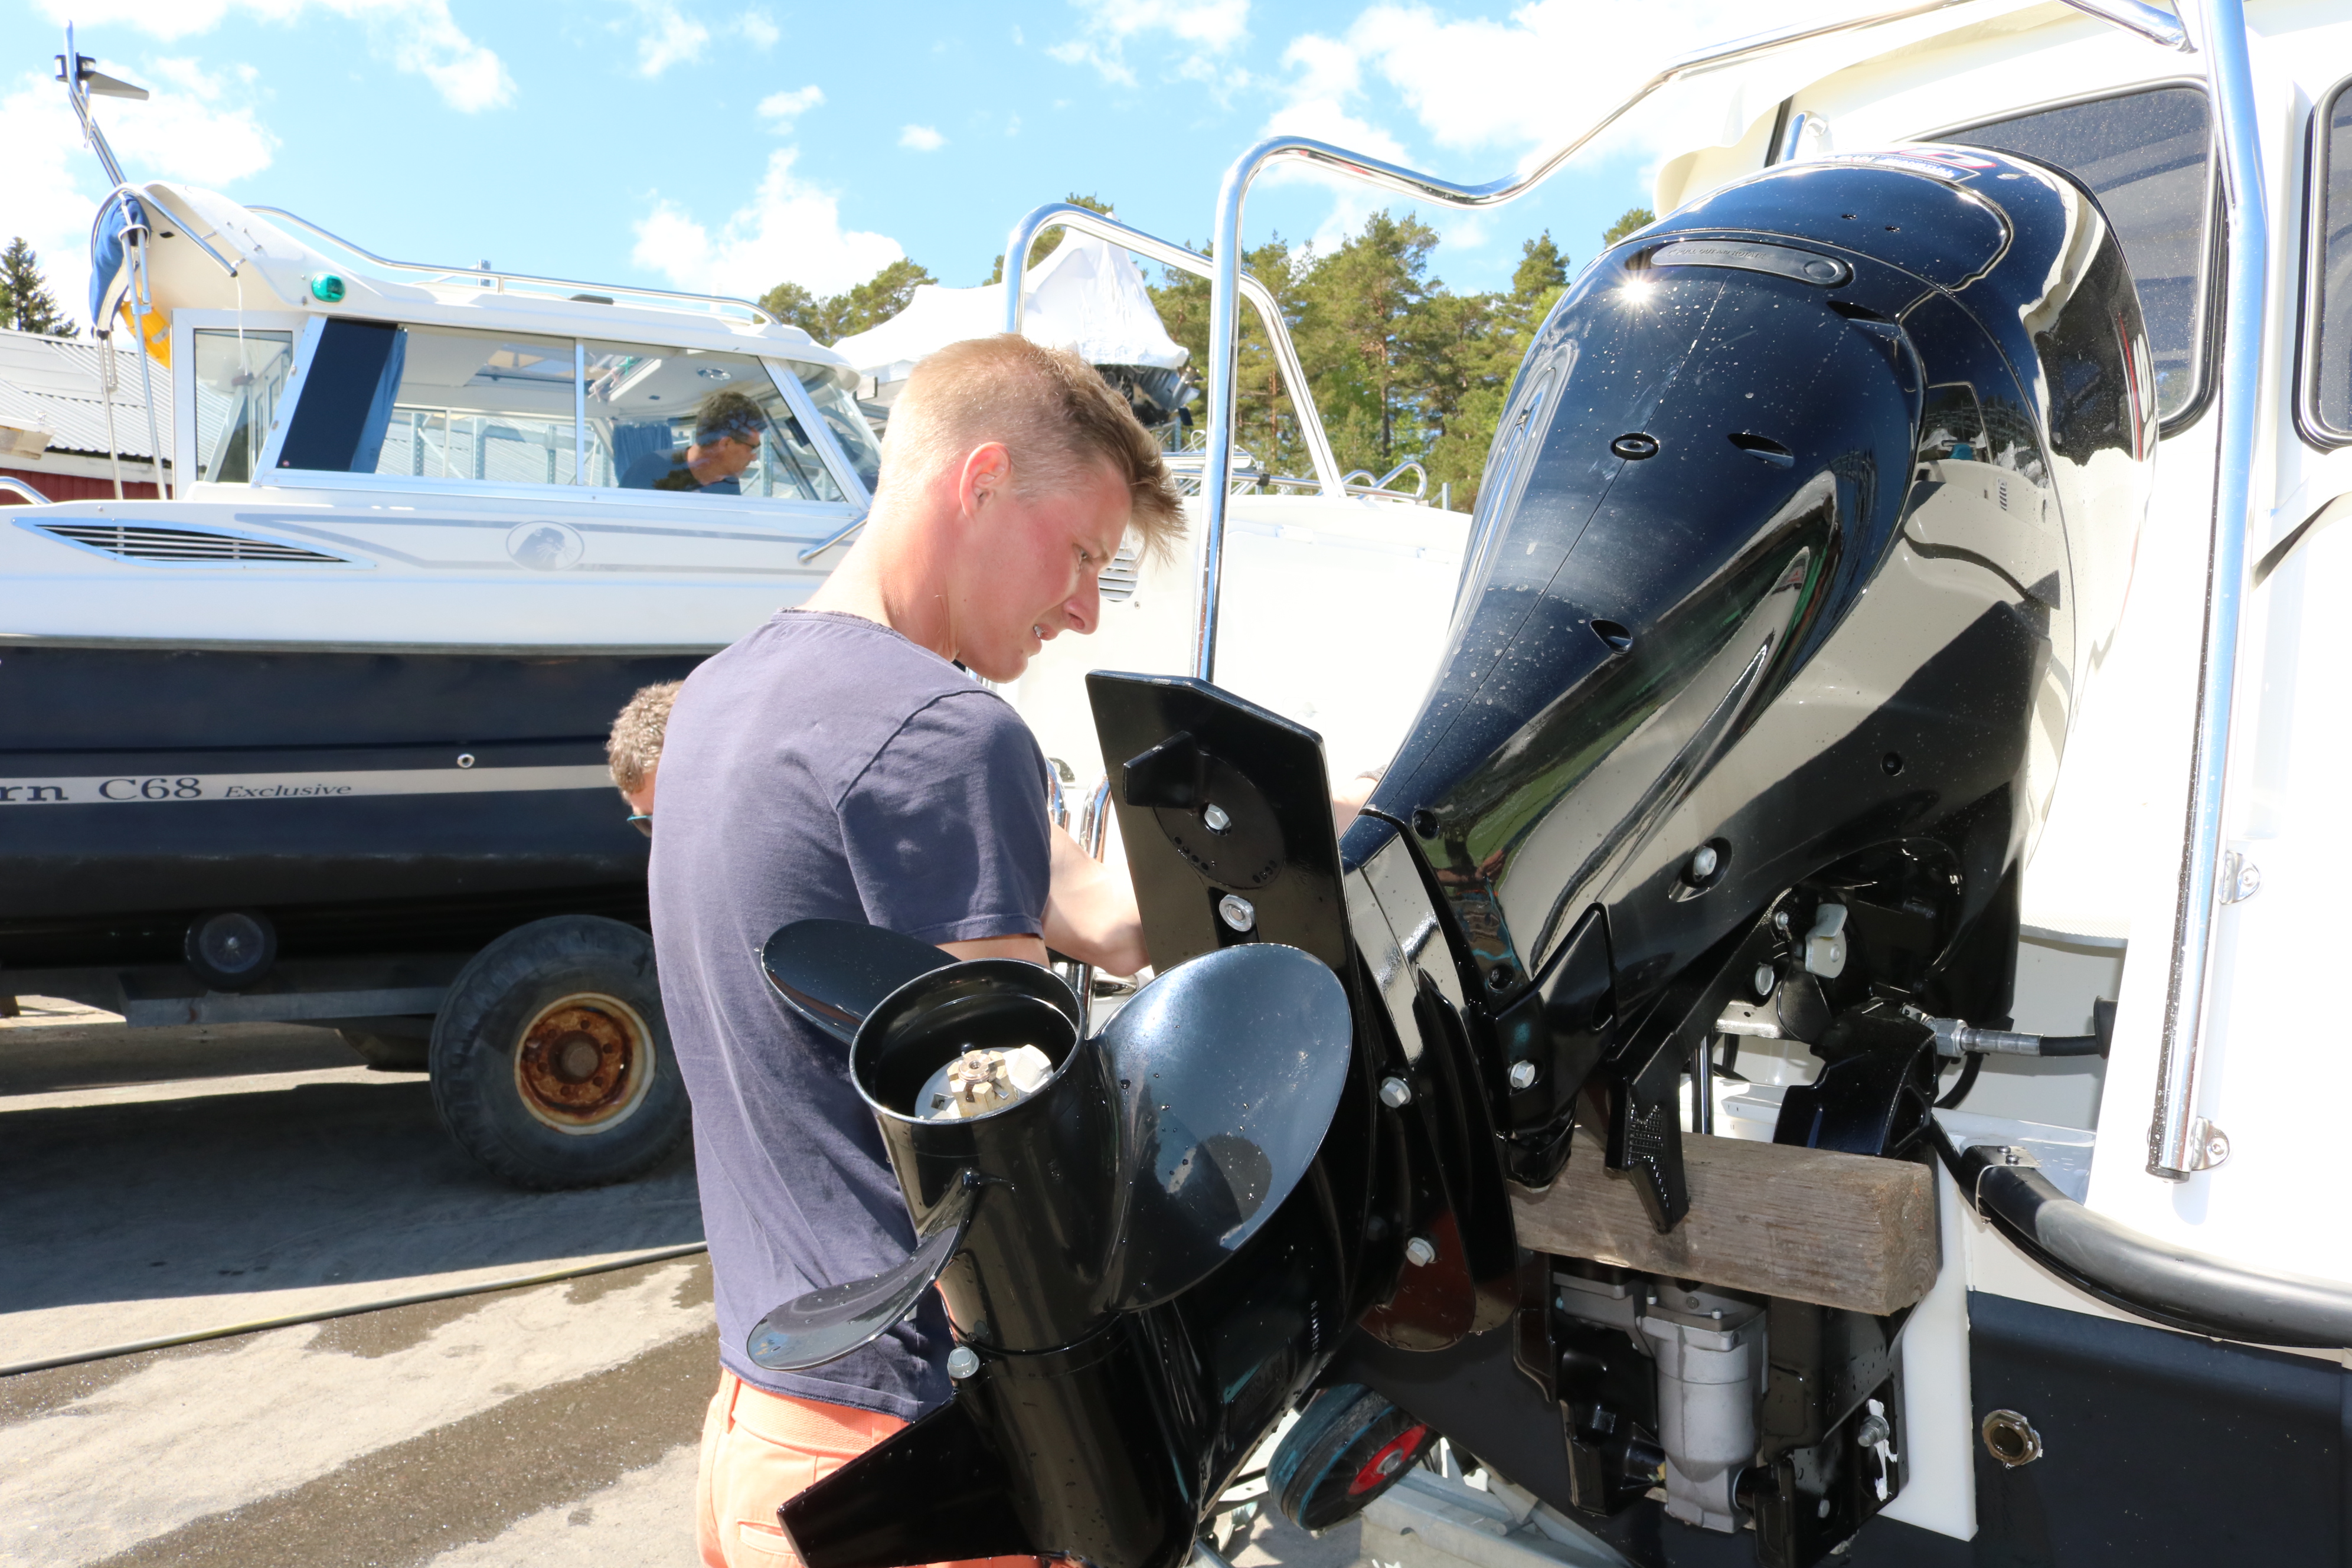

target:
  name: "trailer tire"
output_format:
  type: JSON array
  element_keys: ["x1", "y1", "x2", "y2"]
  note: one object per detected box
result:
[{"x1": 430, "y1": 915, "x2": 687, "y2": 1190}]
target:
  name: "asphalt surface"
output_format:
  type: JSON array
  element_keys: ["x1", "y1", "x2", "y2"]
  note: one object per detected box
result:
[{"x1": 0, "y1": 999, "x2": 1363, "y2": 1568}]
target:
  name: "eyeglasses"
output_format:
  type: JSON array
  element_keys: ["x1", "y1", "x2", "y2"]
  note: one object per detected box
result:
[{"x1": 627, "y1": 814, "x2": 652, "y2": 838}]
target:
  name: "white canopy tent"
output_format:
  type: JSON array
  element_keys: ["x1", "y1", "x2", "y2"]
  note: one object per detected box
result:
[{"x1": 832, "y1": 232, "x2": 1187, "y2": 396}]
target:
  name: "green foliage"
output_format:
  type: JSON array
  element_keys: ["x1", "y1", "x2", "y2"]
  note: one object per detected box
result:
[
  {"x1": 760, "y1": 256, "x2": 937, "y2": 345},
  {"x1": 984, "y1": 193, "x2": 1115, "y2": 286},
  {"x1": 1146, "y1": 215, "x2": 1576, "y2": 509},
  {"x1": 1602, "y1": 206, "x2": 1656, "y2": 248},
  {"x1": 1, "y1": 238, "x2": 73, "y2": 337}
]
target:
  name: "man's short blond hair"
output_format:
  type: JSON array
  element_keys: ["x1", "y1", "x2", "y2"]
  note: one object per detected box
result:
[
  {"x1": 877, "y1": 335, "x2": 1185, "y2": 563},
  {"x1": 607, "y1": 680, "x2": 682, "y2": 795}
]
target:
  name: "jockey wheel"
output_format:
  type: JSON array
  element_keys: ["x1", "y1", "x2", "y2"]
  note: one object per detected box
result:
[{"x1": 1270, "y1": 1384, "x2": 1436, "y2": 1531}]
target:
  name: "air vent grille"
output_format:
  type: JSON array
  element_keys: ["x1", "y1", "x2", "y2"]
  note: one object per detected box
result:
[
  {"x1": 1099, "y1": 543, "x2": 1142, "y2": 603},
  {"x1": 36, "y1": 522, "x2": 352, "y2": 565}
]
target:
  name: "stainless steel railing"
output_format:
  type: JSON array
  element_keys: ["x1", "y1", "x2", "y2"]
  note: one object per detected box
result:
[
  {"x1": 1001, "y1": 203, "x2": 1344, "y2": 498},
  {"x1": 247, "y1": 207, "x2": 778, "y2": 326},
  {"x1": 2147, "y1": 0, "x2": 2263, "y2": 1181}
]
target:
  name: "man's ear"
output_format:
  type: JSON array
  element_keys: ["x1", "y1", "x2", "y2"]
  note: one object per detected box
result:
[{"x1": 955, "y1": 442, "x2": 1014, "y2": 518}]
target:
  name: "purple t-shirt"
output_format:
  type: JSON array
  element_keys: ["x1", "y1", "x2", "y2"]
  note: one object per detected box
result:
[{"x1": 649, "y1": 609, "x2": 1051, "y2": 1419}]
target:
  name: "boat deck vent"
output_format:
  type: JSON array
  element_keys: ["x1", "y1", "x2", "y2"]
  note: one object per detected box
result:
[
  {"x1": 1099, "y1": 543, "x2": 1142, "y2": 603},
  {"x1": 31, "y1": 521, "x2": 355, "y2": 566}
]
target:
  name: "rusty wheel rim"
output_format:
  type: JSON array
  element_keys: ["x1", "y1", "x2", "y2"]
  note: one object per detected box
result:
[{"x1": 512, "y1": 992, "x2": 654, "y2": 1134}]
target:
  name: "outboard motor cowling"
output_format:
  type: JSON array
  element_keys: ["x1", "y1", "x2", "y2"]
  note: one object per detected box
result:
[{"x1": 1354, "y1": 144, "x2": 2155, "y2": 1214}]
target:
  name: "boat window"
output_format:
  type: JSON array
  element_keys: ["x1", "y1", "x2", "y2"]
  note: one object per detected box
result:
[
  {"x1": 192, "y1": 329, "x2": 292, "y2": 484},
  {"x1": 276, "y1": 321, "x2": 580, "y2": 482},
  {"x1": 1942, "y1": 86, "x2": 2214, "y2": 424},
  {"x1": 785, "y1": 361, "x2": 883, "y2": 494},
  {"x1": 582, "y1": 341, "x2": 843, "y2": 502},
  {"x1": 379, "y1": 328, "x2": 579, "y2": 483},
  {"x1": 2307, "y1": 78, "x2": 2352, "y2": 438}
]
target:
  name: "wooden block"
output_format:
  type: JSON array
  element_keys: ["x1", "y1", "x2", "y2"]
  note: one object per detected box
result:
[{"x1": 1510, "y1": 1129, "x2": 1939, "y2": 1316}]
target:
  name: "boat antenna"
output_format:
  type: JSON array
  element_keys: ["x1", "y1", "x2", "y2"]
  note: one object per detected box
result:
[{"x1": 55, "y1": 24, "x2": 146, "y2": 190}]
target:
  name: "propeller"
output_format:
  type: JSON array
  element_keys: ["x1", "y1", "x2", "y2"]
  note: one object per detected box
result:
[
  {"x1": 749, "y1": 1174, "x2": 979, "y2": 1371},
  {"x1": 762, "y1": 918, "x2": 955, "y2": 1045},
  {"x1": 1093, "y1": 942, "x2": 1353, "y2": 1309}
]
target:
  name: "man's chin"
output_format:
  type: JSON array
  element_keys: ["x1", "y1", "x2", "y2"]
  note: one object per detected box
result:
[{"x1": 965, "y1": 649, "x2": 1030, "y2": 684}]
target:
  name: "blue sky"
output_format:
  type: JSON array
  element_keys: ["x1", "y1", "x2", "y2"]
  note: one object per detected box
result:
[{"x1": 0, "y1": 0, "x2": 1840, "y2": 328}]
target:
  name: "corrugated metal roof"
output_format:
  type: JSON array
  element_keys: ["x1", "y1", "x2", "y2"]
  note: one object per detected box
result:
[{"x1": 0, "y1": 327, "x2": 172, "y2": 460}]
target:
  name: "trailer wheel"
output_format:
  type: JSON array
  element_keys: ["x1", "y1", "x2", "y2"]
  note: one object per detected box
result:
[
  {"x1": 430, "y1": 915, "x2": 687, "y2": 1190},
  {"x1": 1270, "y1": 1383, "x2": 1435, "y2": 1531}
]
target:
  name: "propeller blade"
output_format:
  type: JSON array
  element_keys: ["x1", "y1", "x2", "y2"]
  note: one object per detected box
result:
[
  {"x1": 781, "y1": 1396, "x2": 1038, "y2": 1568},
  {"x1": 1096, "y1": 942, "x2": 1354, "y2": 1309},
  {"x1": 747, "y1": 1175, "x2": 979, "y2": 1371},
  {"x1": 763, "y1": 918, "x2": 956, "y2": 1046}
]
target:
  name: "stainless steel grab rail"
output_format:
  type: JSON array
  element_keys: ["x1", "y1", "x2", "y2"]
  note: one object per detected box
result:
[
  {"x1": 0, "y1": 477, "x2": 53, "y2": 505},
  {"x1": 2148, "y1": 0, "x2": 2264, "y2": 1181},
  {"x1": 247, "y1": 206, "x2": 778, "y2": 326},
  {"x1": 1000, "y1": 203, "x2": 1343, "y2": 497}
]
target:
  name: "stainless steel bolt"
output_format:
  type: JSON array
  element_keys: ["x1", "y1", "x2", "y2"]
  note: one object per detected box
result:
[
  {"x1": 1202, "y1": 802, "x2": 1233, "y2": 833},
  {"x1": 1404, "y1": 1236, "x2": 1438, "y2": 1268},
  {"x1": 1753, "y1": 964, "x2": 1776, "y2": 997},
  {"x1": 1855, "y1": 1413, "x2": 1891, "y2": 1449},
  {"x1": 1380, "y1": 1076, "x2": 1413, "y2": 1109},
  {"x1": 1217, "y1": 893, "x2": 1256, "y2": 932},
  {"x1": 1508, "y1": 1060, "x2": 1538, "y2": 1090},
  {"x1": 1687, "y1": 844, "x2": 1719, "y2": 881},
  {"x1": 946, "y1": 1345, "x2": 979, "y2": 1380}
]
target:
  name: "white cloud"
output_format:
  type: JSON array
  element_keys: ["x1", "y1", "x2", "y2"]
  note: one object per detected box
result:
[
  {"x1": 629, "y1": 0, "x2": 711, "y2": 76},
  {"x1": 757, "y1": 85, "x2": 823, "y2": 128},
  {"x1": 898, "y1": 123, "x2": 945, "y2": 152},
  {"x1": 737, "y1": 8, "x2": 780, "y2": 48},
  {"x1": 43, "y1": 0, "x2": 512, "y2": 112},
  {"x1": 0, "y1": 64, "x2": 277, "y2": 331},
  {"x1": 631, "y1": 146, "x2": 903, "y2": 299},
  {"x1": 1050, "y1": 0, "x2": 1250, "y2": 87},
  {"x1": 1304, "y1": 1, "x2": 1862, "y2": 162}
]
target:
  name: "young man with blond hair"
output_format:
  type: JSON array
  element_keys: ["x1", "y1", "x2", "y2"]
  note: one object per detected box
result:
[{"x1": 649, "y1": 335, "x2": 1184, "y2": 1568}]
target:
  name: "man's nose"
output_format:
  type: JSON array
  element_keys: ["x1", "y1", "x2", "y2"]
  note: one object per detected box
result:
[{"x1": 1064, "y1": 574, "x2": 1100, "y2": 636}]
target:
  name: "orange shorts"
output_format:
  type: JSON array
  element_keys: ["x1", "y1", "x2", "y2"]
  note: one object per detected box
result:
[{"x1": 695, "y1": 1367, "x2": 1043, "y2": 1568}]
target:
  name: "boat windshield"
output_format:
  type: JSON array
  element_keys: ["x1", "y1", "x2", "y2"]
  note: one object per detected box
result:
[
  {"x1": 270, "y1": 320, "x2": 854, "y2": 504},
  {"x1": 785, "y1": 363, "x2": 881, "y2": 495}
]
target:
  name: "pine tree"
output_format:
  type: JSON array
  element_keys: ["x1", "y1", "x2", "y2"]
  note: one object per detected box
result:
[
  {"x1": 0, "y1": 239, "x2": 73, "y2": 337},
  {"x1": 1602, "y1": 207, "x2": 1657, "y2": 248},
  {"x1": 759, "y1": 257, "x2": 938, "y2": 345},
  {"x1": 1148, "y1": 235, "x2": 1308, "y2": 474}
]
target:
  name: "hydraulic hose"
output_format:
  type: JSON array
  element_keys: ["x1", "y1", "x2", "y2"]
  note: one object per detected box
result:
[{"x1": 1926, "y1": 1122, "x2": 2352, "y2": 1348}]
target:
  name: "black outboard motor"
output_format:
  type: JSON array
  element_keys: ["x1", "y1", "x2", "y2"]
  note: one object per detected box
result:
[{"x1": 751, "y1": 145, "x2": 2154, "y2": 1568}]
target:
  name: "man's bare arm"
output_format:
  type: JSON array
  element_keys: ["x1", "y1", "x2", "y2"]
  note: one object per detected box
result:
[
  {"x1": 938, "y1": 828, "x2": 1147, "y2": 974},
  {"x1": 939, "y1": 933, "x2": 1050, "y2": 964},
  {"x1": 1042, "y1": 826, "x2": 1148, "y2": 976}
]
